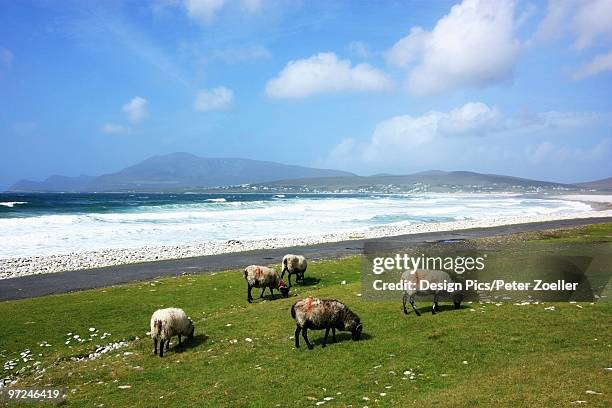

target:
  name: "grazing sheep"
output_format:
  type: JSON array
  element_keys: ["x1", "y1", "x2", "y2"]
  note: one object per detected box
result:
[
  {"x1": 291, "y1": 297, "x2": 363, "y2": 349},
  {"x1": 401, "y1": 269, "x2": 464, "y2": 317},
  {"x1": 150, "y1": 307, "x2": 195, "y2": 357},
  {"x1": 281, "y1": 254, "x2": 308, "y2": 286},
  {"x1": 244, "y1": 265, "x2": 289, "y2": 303}
]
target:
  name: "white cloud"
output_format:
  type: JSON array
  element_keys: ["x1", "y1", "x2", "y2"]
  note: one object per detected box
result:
[
  {"x1": 535, "y1": 0, "x2": 612, "y2": 50},
  {"x1": 572, "y1": 50, "x2": 612, "y2": 79},
  {"x1": 0, "y1": 48, "x2": 13, "y2": 67},
  {"x1": 157, "y1": 0, "x2": 261, "y2": 24},
  {"x1": 184, "y1": 0, "x2": 226, "y2": 23},
  {"x1": 386, "y1": 0, "x2": 520, "y2": 95},
  {"x1": 347, "y1": 41, "x2": 371, "y2": 59},
  {"x1": 212, "y1": 45, "x2": 271, "y2": 62},
  {"x1": 101, "y1": 123, "x2": 129, "y2": 134},
  {"x1": 193, "y1": 86, "x2": 233, "y2": 111},
  {"x1": 386, "y1": 27, "x2": 427, "y2": 68},
  {"x1": 534, "y1": 0, "x2": 612, "y2": 80},
  {"x1": 525, "y1": 139, "x2": 611, "y2": 165},
  {"x1": 122, "y1": 96, "x2": 148, "y2": 124},
  {"x1": 266, "y1": 52, "x2": 393, "y2": 98},
  {"x1": 325, "y1": 102, "x2": 605, "y2": 172}
]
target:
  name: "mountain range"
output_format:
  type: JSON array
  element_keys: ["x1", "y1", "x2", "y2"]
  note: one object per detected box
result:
[{"x1": 6, "y1": 152, "x2": 611, "y2": 192}]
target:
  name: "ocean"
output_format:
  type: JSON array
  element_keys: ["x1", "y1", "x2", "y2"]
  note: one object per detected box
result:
[{"x1": 0, "y1": 192, "x2": 592, "y2": 259}]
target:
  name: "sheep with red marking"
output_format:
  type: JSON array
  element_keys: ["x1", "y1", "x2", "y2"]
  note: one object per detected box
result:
[
  {"x1": 401, "y1": 269, "x2": 464, "y2": 316},
  {"x1": 244, "y1": 265, "x2": 289, "y2": 303},
  {"x1": 150, "y1": 307, "x2": 194, "y2": 357},
  {"x1": 291, "y1": 297, "x2": 362, "y2": 349}
]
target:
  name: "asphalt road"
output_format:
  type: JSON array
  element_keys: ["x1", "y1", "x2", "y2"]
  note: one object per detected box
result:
[{"x1": 1, "y1": 216, "x2": 611, "y2": 302}]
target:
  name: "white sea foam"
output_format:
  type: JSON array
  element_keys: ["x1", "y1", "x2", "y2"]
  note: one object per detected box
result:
[
  {"x1": 0, "y1": 194, "x2": 597, "y2": 260},
  {"x1": 0, "y1": 201, "x2": 28, "y2": 208}
]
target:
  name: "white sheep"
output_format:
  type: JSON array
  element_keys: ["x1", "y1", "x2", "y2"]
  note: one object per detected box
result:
[
  {"x1": 281, "y1": 254, "x2": 308, "y2": 286},
  {"x1": 291, "y1": 297, "x2": 363, "y2": 349},
  {"x1": 150, "y1": 307, "x2": 195, "y2": 357},
  {"x1": 401, "y1": 269, "x2": 464, "y2": 316},
  {"x1": 244, "y1": 265, "x2": 289, "y2": 303}
]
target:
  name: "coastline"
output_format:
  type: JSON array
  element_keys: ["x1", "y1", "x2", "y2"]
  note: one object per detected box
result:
[{"x1": 2, "y1": 202, "x2": 612, "y2": 280}]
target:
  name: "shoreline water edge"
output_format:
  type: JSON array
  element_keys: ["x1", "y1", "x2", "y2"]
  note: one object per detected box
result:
[{"x1": 2, "y1": 202, "x2": 612, "y2": 280}]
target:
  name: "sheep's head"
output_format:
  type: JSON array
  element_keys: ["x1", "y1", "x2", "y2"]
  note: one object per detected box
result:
[
  {"x1": 452, "y1": 292, "x2": 464, "y2": 309},
  {"x1": 278, "y1": 280, "x2": 290, "y2": 298}
]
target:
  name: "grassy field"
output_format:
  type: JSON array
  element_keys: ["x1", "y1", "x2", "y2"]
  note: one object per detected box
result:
[{"x1": 1, "y1": 224, "x2": 611, "y2": 407}]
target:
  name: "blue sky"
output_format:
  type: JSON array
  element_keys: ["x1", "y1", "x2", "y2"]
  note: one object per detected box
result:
[{"x1": 1, "y1": 0, "x2": 611, "y2": 189}]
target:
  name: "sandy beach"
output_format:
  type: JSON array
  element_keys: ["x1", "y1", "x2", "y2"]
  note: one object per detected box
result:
[{"x1": 2, "y1": 196, "x2": 612, "y2": 280}]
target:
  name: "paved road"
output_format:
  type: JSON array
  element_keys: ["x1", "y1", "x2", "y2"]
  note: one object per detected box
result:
[{"x1": 2, "y1": 216, "x2": 611, "y2": 302}]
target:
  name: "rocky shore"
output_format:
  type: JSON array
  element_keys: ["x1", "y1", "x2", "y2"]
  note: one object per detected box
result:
[{"x1": 2, "y1": 209, "x2": 612, "y2": 280}]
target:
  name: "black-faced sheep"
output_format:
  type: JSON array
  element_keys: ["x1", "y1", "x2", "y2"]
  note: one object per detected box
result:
[
  {"x1": 291, "y1": 297, "x2": 362, "y2": 349},
  {"x1": 150, "y1": 307, "x2": 195, "y2": 357},
  {"x1": 401, "y1": 269, "x2": 464, "y2": 317},
  {"x1": 281, "y1": 254, "x2": 308, "y2": 287},
  {"x1": 244, "y1": 265, "x2": 289, "y2": 303}
]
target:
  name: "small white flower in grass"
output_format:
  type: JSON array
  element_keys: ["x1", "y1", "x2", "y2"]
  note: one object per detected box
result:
[
  {"x1": 462, "y1": 361, "x2": 468, "y2": 365},
  {"x1": 324, "y1": 397, "x2": 333, "y2": 401},
  {"x1": 89, "y1": 328, "x2": 96, "y2": 332},
  {"x1": 605, "y1": 367, "x2": 612, "y2": 371},
  {"x1": 226, "y1": 323, "x2": 232, "y2": 327},
  {"x1": 362, "y1": 397, "x2": 370, "y2": 401},
  {"x1": 341, "y1": 280, "x2": 346, "y2": 285},
  {"x1": 380, "y1": 393, "x2": 386, "y2": 397},
  {"x1": 315, "y1": 402, "x2": 325, "y2": 406},
  {"x1": 118, "y1": 385, "x2": 131, "y2": 389},
  {"x1": 585, "y1": 390, "x2": 602, "y2": 395},
  {"x1": 245, "y1": 338, "x2": 253, "y2": 342}
]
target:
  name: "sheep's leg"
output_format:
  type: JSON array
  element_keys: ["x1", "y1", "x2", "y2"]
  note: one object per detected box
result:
[
  {"x1": 247, "y1": 285, "x2": 253, "y2": 303},
  {"x1": 159, "y1": 339, "x2": 164, "y2": 357},
  {"x1": 302, "y1": 327, "x2": 313, "y2": 349},
  {"x1": 294, "y1": 326, "x2": 301, "y2": 348},
  {"x1": 280, "y1": 269, "x2": 286, "y2": 280},
  {"x1": 288, "y1": 273, "x2": 292, "y2": 287},
  {"x1": 260, "y1": 287, "x2": 266, "y2": 298},
  {"x1": 270, "y1": 286, "x2": 274, "y2": 299},
  {"x1": 322, "y1": 327, "x2": 330, "y2": 347},
  {"x1": 178, "y1": 335, "x2": 182, "y2": 345},
  {"x1": 432, "y1": 294, "x2": 439, "y2": 315},
  {"x1": 402, "y1": 292, "x2": 409, "y2": 314},
  {"x1": 332, "y1": 328, "x2": 337, "y2": 343},
  {"x1": 166, "y1": 339, "x2": 170, "y2": 351},
  {"x1": 153, "y1": 338, "x2": 158, "y2": 355},
  {"x1": 410, "y1": 294, "x2": 421, "y2": 317}
]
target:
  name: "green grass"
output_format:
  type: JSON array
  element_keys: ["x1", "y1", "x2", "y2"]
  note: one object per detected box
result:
[{"x1": 1, "y1": 225, "x2": 612, "y2": 407}]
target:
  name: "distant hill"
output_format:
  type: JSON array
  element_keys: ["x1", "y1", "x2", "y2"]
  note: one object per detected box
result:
[
  {"x1": 574, "y1": 177, "x2": 612, "y2": 191},
  {"x1": 7, "y1": 153, "x2": 355, "y2": 192},
  {"x1": 254, "y1": 171, "x2": 577, "y2": 193}
]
